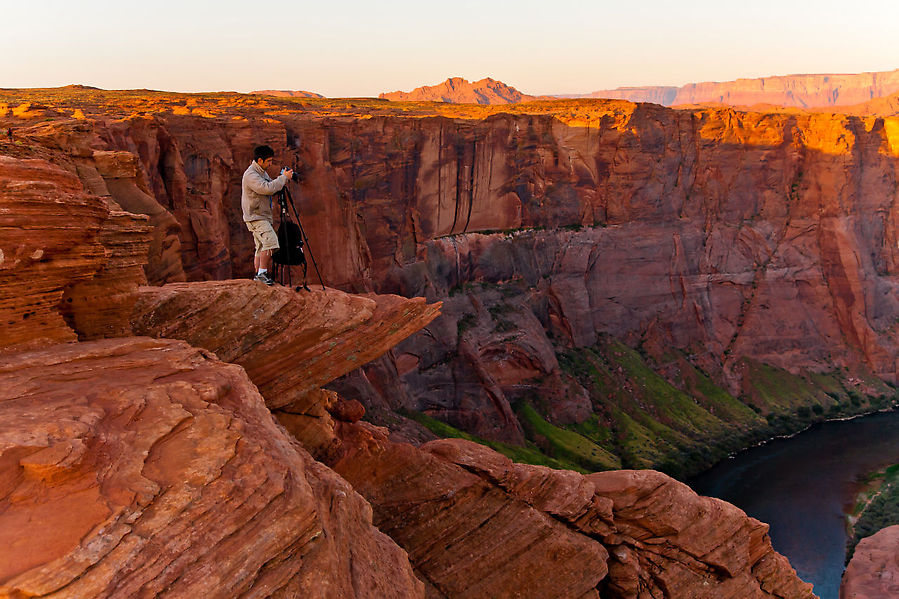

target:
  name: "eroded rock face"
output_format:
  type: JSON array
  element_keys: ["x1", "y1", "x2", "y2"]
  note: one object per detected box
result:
[
  {"x1": 841, "y1": 525, "x2": 899, "y2": 599},
  {"x1": 12, "y1": 96, "x2": 892, "y2": 448},
  {"x1": 329, "y1": 431, "x2": 815, "y2": 599},
  {"x1": 5, "y1": 94, "x2": 896, "y2": 400},
  {"x1": 0, "y1": 337, "x2": 423, "y2": 599},
  {"x1": 331, "y1": 424, "x2": 609, "y2": 598},
  {"x1": 131, "y1": 280, "x2": 441, "y2": 455},
  {"x1": 0, "y1": 156, "x2": 150, "y2": 351}
]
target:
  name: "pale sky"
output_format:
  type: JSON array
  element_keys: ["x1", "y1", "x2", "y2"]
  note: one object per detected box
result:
[{"x1": 2, "y1": 0, "x2": 897, "y2": 97}]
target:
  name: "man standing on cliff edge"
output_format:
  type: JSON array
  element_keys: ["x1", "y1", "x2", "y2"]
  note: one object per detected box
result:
[{"x1": 242, "y1": 145, "x2": 292, "y2": 285}]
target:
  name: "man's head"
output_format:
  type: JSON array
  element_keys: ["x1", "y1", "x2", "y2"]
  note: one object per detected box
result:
[{"x1": 253, "y1": 145, "x2": 275, "y2": 168}]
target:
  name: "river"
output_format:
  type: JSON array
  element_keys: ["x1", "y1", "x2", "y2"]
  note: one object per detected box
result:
[{"x1": 688, "y1": 408, "x2": 899, "y2": 599}]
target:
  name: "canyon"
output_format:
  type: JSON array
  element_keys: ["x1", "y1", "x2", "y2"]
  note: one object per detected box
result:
[
  {"x1": 6, "y1": 87, "x2": 897, "y2": 472},
  {"x1": 2, "y1": 85, "x2": 899, "y2": 596}
]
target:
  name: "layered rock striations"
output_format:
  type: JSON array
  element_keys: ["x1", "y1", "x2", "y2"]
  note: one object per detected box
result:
[
  {"x1": 582, "y1": 68, "x2": 899, "y2": 108},
  {"x1": 132, "y1": 280, "x2": 441, "y2": 456},
  {"x1": 0, "y1": 155, "x2": 151, "y2": 351},
  {"x1": 0, "y1": 337, "x2": 423, "y2": 599},
  {"x1": 329, "y1": 429, "x2": 815, "y2": 598}
]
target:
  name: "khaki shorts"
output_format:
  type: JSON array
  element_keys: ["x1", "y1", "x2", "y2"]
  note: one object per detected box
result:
[{"x1": 246, "y1": 219, "x2": 280, "y2": 254}]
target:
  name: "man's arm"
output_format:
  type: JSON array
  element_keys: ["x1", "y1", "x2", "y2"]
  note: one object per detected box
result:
[{"x1": 245, "y1": 170, "x2": 288, "y2": 195}]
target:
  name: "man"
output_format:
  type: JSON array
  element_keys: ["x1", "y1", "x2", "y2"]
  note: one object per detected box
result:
[{"x1": 242, "y1": 145, "x2": 293, "y2": 285}]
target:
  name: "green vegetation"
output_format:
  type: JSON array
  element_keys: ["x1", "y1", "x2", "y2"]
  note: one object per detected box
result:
[
  {"x1": 556, "y1": 337, "x2": 769, "y2": 477},
  {"x1": 516, "y1": 403, "x2": 620, "y2": 470},
  {"x1": 847, "y1": 463, "x2": 899, "y2": 561},
  {"x1": 402, "y1": 409, "x2": 585, "y2": 472},
  {"x1": 405, "y1": 330, "x2": 897, "y2": 480}
]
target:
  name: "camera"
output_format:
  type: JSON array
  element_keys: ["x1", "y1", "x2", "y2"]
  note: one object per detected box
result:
[{"x1": 281, "y1": 166, "x2": 302, "y2": 182}]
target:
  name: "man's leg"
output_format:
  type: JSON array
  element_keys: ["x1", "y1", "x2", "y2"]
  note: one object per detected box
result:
[{"x1": 259, "y1": 249, "x2": 273, "y2": 271}]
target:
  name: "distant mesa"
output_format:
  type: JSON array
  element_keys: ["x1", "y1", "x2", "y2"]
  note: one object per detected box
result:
[
  {"x1": 380, "y1": 77, "x2": 550, "y2": 104},
  {"x1": 832, "y1": 89, "x2": 899, "y2": 117},
  {"x1": 577, "y1": 68, "x2": 899, "y2": 108},
  {"x1": 252, "y1": 90, "x2": 324, "y2": 98}
]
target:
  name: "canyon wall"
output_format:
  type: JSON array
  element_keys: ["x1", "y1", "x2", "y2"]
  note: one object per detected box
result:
[
  {"x1": 3, "y1": 91, "x2": 898, "y2": 473},
  {"x1": 0, "y1": 144, "x2": 819, "y2": 597}
]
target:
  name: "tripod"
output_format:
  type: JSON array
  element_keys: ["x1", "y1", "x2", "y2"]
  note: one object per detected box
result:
[{"x1": 272, "y1": 184, "x2": 325, "y2": 292}]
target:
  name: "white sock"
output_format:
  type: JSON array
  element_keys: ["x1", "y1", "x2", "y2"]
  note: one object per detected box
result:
[{"x1": 257, "y1": 268, "x2": 267, "y2": 275}]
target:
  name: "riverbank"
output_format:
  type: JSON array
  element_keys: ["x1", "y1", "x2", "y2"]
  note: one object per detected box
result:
[{"x1": 847, "y1": 462, "x2": 899, "y2": 561}]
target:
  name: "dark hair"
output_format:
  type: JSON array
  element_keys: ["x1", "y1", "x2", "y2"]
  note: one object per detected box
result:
[{"x1": 253, "y1": 145, "x2": 275, "y2": 162}]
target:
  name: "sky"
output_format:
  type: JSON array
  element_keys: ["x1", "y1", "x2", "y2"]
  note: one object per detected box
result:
[{"x1": 2, "y1": 0, "x2": 898, "y2": 97}]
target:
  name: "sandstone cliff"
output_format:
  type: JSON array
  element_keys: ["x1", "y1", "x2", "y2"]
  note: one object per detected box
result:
[
  {"x1": 0, "y1": 90, "x2": 828, "y2": 597},
  {"x1": 583, "y1": 69, "x2": 899, "y2": 108},
  {"x1": 0, "y1": 150, "x2": 429, "y2": 598},
  {"x1": 329, "y1": 429, "x2": 815, "y2": 598},
  {"x1": 3, "y1": 88, "x2": 897, "y2": 474}
]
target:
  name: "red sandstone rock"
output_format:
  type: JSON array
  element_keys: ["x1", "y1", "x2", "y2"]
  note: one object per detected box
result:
[
  {"x1": 330, "y1": 430, "x2": 816, "y2": 599},
  {"x1": 132, "y1": 281, "x2": 441, "y2": 409},
  {"x1": 331, "y1": 398, "x2": 366, "y2": 422},
  {"x1": 0, "y1": 156, "x2": 150, "y2": 351},
  {"x1": 131, "y1": 280, "x2": 440, "y2": 455},
  {"x1": 90, "y1": 149, "x2": 186, "y2": 284},
  {"x1": 841, "y1": 525, "x2": 899, "y2": 599},
  {"x1": 331, "y1": 424, "x2": 609, "y2": 598},
  {"x1": 0, "y1": 337, "x2": 423, "y2": 598},
  {"x1": 587, "y1": 469, "x2": 816, "y2": 598}
]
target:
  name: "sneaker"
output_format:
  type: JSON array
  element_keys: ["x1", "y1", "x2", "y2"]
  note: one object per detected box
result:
[{"x1": 254, "y1": 272, "x2": 276, "y2": 286}]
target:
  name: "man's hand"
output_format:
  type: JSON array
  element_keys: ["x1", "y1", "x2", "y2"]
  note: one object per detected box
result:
[{"x1": 281, "y1": 168, "x2": 294, "y2": 180}]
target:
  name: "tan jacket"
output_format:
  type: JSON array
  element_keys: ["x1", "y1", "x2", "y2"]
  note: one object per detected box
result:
[{"x1": 241, "y1": 161, "x2": 288, "y2": 222}]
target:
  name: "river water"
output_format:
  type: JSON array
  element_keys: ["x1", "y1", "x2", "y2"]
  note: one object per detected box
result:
[{"x1": 688, "y1": 408, "x2": 899, "y2": 599}]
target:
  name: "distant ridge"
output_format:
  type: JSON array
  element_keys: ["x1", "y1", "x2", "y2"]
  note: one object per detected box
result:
[
  {"x1": 821, "y1": 90, "x2": 899, "y2": 117},
  {"x1": 577, "y1": 69, "x2": 899, "y2": 108},
  {"x1": 380, "y1": 77, "x2": 550, "y2": 104},
  {"x1": 252, "y1": 90, "x2": 324, "y2": 98}
]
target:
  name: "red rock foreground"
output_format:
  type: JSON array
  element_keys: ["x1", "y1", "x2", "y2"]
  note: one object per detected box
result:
[
  {"x1": 841, "y1": 525, "x2": 899, "y2": 599},
  {"x1": 0, "y1": 337, "x2": 422, "y2": 598},
  {"x1": 330, "y1": 425, "x2": 816, "y2": 598}
]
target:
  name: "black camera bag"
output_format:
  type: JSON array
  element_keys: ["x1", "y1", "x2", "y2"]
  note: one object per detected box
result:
[{"x1": 273, "y1": 220, "x2": 306, "y2": 266}]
